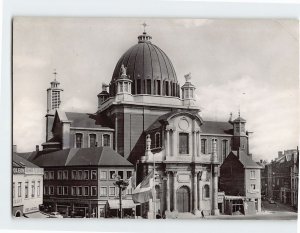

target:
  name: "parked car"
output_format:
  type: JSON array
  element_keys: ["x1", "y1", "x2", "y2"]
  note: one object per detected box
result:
[{"x1": 49, "y1": 212, "x2": 64, "y2": 218}]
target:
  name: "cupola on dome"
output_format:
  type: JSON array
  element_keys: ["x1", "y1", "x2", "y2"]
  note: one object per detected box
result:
[{"x1": 109, "y1": 31, "x2": 180, "y2": 97}]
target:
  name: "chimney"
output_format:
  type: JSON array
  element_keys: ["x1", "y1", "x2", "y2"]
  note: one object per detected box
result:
[
  {"x1": 260, "y1": 159, "x2": 263, "y2": 163},
  {"x1": 36, "y1": 145, "x2": 39, "y2": 152},
  {"x1": 13, "y1": 145, "x2": 17, "y2": 153},
  {"x1": 278, "y1": 151, "x2": 283, "y2": 158}
]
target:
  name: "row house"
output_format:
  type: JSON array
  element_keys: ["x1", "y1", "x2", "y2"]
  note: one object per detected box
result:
[
  {"x1": 261, "y1": 149, "x2": 299, "y2": 209},
  {"x1": 24, "y1": 147, "x2": 134, "y2": 218},
  {"x1": 12, "y1": 152, "x2": 44, "y2": 217}
]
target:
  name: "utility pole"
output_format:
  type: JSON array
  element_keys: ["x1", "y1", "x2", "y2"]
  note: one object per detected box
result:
[{"x1": 113, "y1": 174, "x2": 129, "y2": 219}]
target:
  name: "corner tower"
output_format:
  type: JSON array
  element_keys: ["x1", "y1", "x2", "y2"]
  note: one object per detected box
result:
[
  {"x1": 46, "y1": 70, "x2": 63, "y2": 141},
  {"x1": 231, "y1": 112, "x2": 248, "y2": 153}
]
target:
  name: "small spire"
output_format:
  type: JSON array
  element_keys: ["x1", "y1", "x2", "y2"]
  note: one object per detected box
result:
[
  {"x1": 228, "y1": 112, "x2": 233, "y2": 123},
  {"x1": 53, "y1": 69, "x2": 57, "y2": 81}
]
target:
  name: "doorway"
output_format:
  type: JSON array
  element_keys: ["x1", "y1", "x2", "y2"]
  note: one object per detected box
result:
[{"x1": 177, "y1": 186, "x2": 190, "y2": 213}]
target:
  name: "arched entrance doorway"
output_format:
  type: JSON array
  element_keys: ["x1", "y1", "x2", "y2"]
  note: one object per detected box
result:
[
  {"x1": 177, "y1": 186, "x2": 190, "y2": 213},
  {"x1": 15, "y1": 210, "x2": 21, "y2": 217}
]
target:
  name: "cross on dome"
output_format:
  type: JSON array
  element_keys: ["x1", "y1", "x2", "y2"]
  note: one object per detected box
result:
[
  {"x1": 53, "y1": 69, "x2": 57, "y2": 81},
  {"x1": 142, "y1": 22, "x2": 148, "y2": 33}
]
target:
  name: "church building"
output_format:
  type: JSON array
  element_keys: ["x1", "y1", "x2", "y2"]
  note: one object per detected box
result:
[{"x1": 24, "y1": 28, "x2": 260, "y2": 218}]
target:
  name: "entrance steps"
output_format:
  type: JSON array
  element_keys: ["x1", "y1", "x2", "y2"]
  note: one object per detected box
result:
[{"x1": 166, "y1": 212, "x2": 200, "y2": 219}]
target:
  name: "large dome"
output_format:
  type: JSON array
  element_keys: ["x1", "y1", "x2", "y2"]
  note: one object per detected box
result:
[{"x1": 109, "y1": 32, "x2": 180, "y2": 97}]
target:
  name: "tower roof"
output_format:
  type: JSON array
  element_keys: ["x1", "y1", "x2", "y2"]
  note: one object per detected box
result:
[
  {"x1": 232, "y1": 116, "x2": 246, "y2": 123},
  {"x1": 110, "y1": 31, "x2": 178, "y2": 88}
]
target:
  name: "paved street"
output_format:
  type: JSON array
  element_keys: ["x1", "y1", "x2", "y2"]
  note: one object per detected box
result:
[{"x1": 173, "y1": 201, "x2": 298, "y2": 220}]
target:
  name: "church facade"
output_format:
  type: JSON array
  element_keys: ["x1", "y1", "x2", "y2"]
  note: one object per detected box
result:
[{"x1": 34, "y1": 29, "x2": 260, "y2": 218}]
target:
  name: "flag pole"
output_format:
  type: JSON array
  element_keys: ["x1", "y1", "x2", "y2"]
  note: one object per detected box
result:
[{"x1": 153, "y1": 151, "x2": 156, "y2": 219}]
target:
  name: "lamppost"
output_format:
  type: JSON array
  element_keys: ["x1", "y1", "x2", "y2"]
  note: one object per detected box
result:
[{"x1": 113, "y1": 174, "x2": 129, "y2": 219}]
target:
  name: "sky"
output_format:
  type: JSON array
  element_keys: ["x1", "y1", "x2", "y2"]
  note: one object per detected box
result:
[{"x1": 13, "y1": 18, "x2": 299, "y2": 162}]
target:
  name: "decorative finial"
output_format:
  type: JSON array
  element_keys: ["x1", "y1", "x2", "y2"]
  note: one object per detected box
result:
[
  {"x1": 142, "y1": 22, "x2": 148, "y2": 33},
  {"x1": 238, "y1": 108, "x2": 241, "y2": 117},
  {"x1": 120, "y1": 64, "x2": 127, "y2": 76},
  {"x1": 228, "y1": 112, "x2": 233, "y2": 122},
  {"x1": 53, "y1": 69, "x2": 57, "y2": 81},
  {"x1": 184, "y1": 72, "x2": 192, "y2": 82}
]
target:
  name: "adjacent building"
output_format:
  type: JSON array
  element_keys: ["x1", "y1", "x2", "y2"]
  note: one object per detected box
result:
[
  {"x1": 219, "y1": 150, "x2": 262, "y2": 214},
  {"x1": 262, "y1": 149, "x2": 299, "y2": 209},
  {"x1": 23, "y1": 147, "x2": 134, "y2": 218},
  {"x1": 12, "y1": 151, "x2": 44, "y2": 217}
]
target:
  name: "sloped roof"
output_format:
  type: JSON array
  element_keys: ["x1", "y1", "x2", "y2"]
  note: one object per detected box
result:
[
  {"x1": 65, "y1": 112, "x2": 113, "y2": 129},
  {"x1": 233, "y1": 116, "x2": 246, "y2": 123},
  {"x1": 231, "y1": 150, "x2": 262, "y2": 169},
  {"x1": 13, "y1": 153, "x2": 40, "y2": 168},
  {"x1": 30, "y1": 147, "x2": 133, "y2": 167},
  {"x1": 201, "y1": 121, "x2": 233, "y2": 135}
]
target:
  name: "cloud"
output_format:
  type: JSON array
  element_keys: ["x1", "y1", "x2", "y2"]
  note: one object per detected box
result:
[
  {"x1": 13, "y1": 55, "x2": 49, "y2": 70},
  {"x1": 173, "y1": 19, "x2": 212, "y2": 28},
  {"x1": 196, "y1": 75, "x2": 298, "y2": 161},
  {"x1": 61, "y1": 97, "x2": 95, "y2": 113}
]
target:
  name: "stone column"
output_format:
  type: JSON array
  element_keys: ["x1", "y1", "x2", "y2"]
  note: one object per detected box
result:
[
  {"x1": 193, "y1": 171, "x2": 199, "y2": 215},
  {"x1": 166, "y1": 172, "x2": 171, "y2": 212},
  {"x1": 173, "y1": 172, "x2": 178, "y2": 212},
  {"x1": 193, "y1": 130, "x2": 196, "y2": 160},
  {"x1": 257, "y1": 198, "x2": 262, "y2": 212},
  {"x1": 172, "y1": 129, "x2": 177, "y2": 157},
  {"x1": 212, "y1": 165, "x2": 220, "y2": 215},
  {"x1": 166, "y1": 129, "x2": 170, "y2": 157},
  {"x1": 197, "y1": 132, "x2": 201, "y2": 157}
]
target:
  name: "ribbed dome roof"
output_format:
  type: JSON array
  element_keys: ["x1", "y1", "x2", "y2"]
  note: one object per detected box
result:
[
  {"x1": 111, "y1": 32, "x2": 177, "y2": 83},
  {"x1": 109, "y1": 32, "x2": 180, "y2": 97}
]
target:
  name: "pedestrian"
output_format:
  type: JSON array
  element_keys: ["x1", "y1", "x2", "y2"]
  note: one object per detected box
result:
[{"x1": 201, "y1": 210, "x2": 205, "y2": 218}]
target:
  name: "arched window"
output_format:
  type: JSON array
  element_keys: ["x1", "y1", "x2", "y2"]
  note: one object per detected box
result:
[
  {"x1": 102, "y1": 134, "x2": 111, "y2": 147},
  {"x1": 165, "y1": 81, "x2": 169, "y2": 96},
  {"x1": 157, "y1": 80, "x2": 161, "y2": 95},
  {"x1": 75, "y1": 133, "x2": 83, "y2": 148},
  {"x1": 155, "y1": 132, "x2": 161, "y2": 148},
  {"x1": 137, "y1": 79, "x2": 141, "y2": 94},
  {"x1": 201, "y1": 139, "x2": 207, "y2": 154},
  {"x1": 203, "y1": 185, "x2": 210, "y2": 198},
  {"x1": 222, "y1": 140, "x2": 228, "y2": 158},
  {"x1": 146, "y1": 79, "x2": 151, "y2": 94},
  {"x1": 179, "y1": 133, "x2": 189, "y2": 154},
  {"x1": 89, "y1": 134, "x2": 97, "y2": 148}
]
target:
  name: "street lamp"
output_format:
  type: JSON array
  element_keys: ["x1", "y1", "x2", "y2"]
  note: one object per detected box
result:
[{"x1": 113, "y1": 174, "x2": 129, "y2": 219}]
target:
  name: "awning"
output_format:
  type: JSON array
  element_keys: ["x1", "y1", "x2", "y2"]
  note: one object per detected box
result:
[
  {"x1": 24, "y1": 211, "x2": 50, "y2": 218},
  {"x1": 107, "y1": 199, "x2": 136, "y2": 209},
  {"x1": 224, "y1": 196, "x2": 246, "y2": 200}
]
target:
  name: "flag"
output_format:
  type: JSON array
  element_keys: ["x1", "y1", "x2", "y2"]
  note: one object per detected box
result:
[{"x1": 132, "y1": 170, "x2": 154, "y2": 203}]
